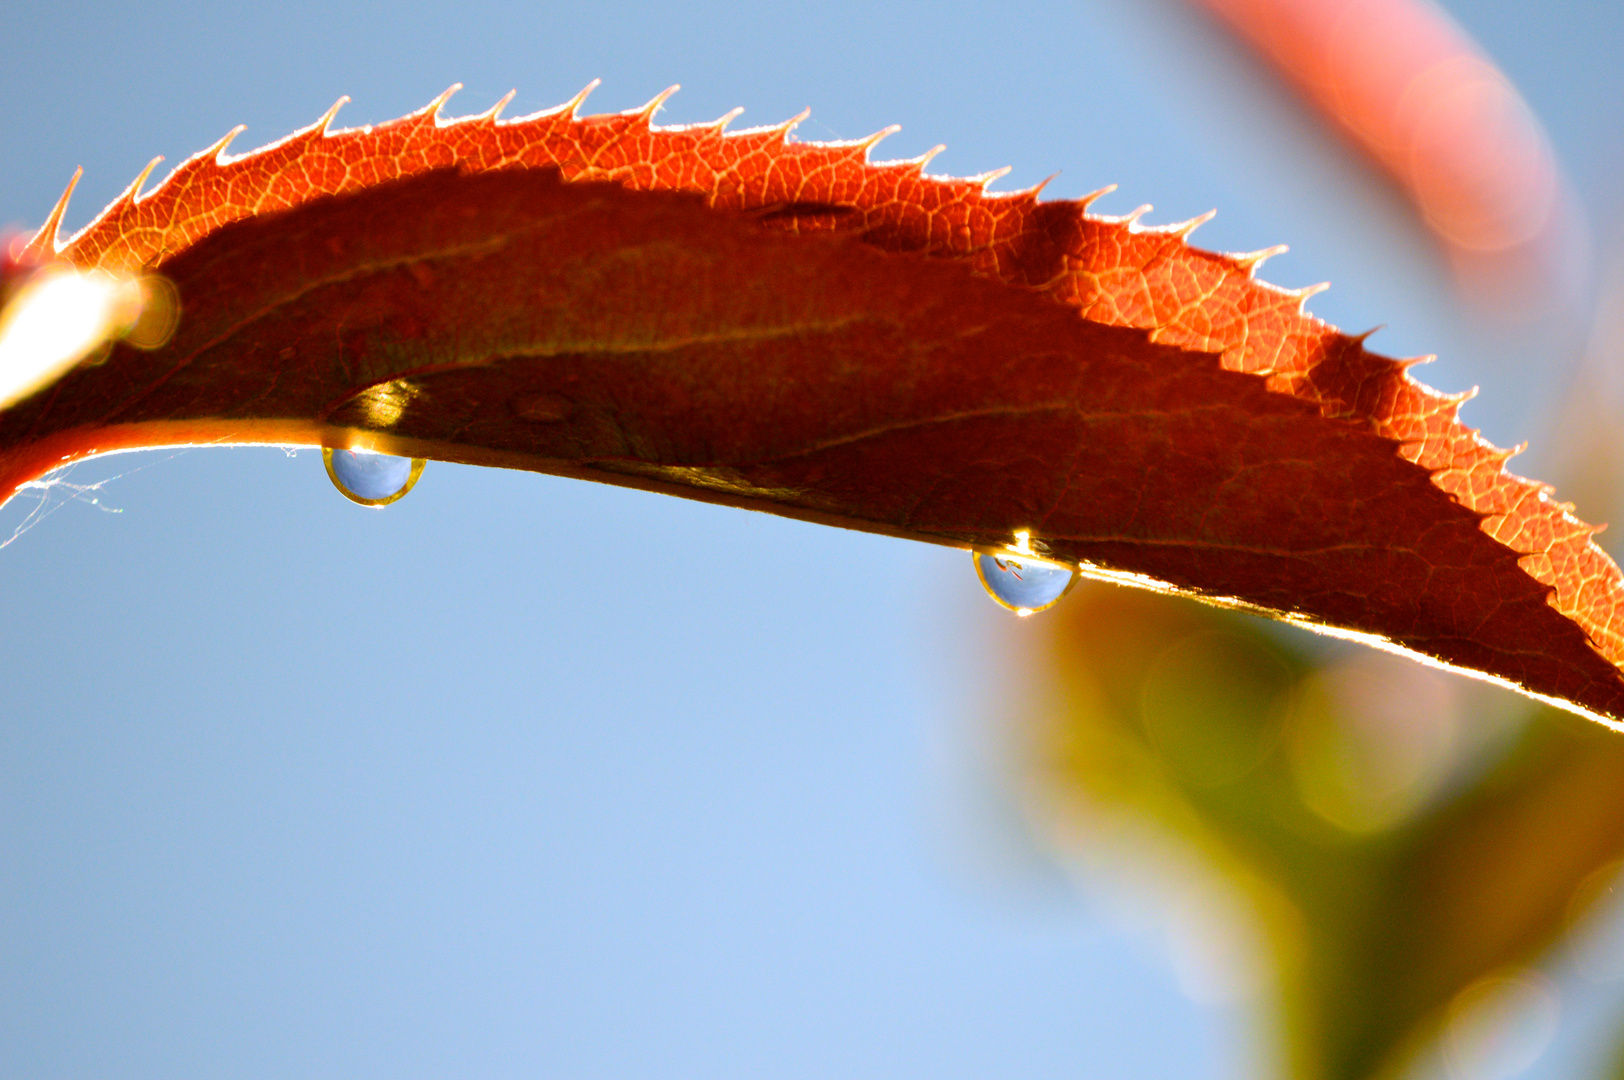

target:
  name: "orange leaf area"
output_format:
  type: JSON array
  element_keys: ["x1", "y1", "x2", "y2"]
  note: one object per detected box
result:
[{"x1": 4, "y1": 86, "x2": 1623, "y2": 722}]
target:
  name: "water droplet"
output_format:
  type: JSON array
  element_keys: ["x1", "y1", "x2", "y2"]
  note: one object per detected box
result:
[
  {"x1": 322, "y1": 447, "x2": 425, "y2": 507},
  {"x1": 974, "y1": 550, "x2": 1077, "y2": 616}
]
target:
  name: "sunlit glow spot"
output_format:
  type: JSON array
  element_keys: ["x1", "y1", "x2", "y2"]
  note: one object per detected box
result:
[
  {"x1": 352, "y1": 378, "x2": 423, "y2": 428},
  {"x1": 1075, "y1": 560, "x2": 1188, "y2": 596},
  {"x1": 1444, "y1": 969, "x2": 1559, "y2": 1080},
  {"x1": 0, "y1": 265, "x2": 150, "y2": 410},
  {"x1": 1564, "y1": 860, "x2": 1624, "y2": 984},
  {"x1": 1287, "y1": 651, "x2": 1462, "y2": 833},
  {"x1": 124, "y1": 275, "x2": 180, "y2": 351},
  {"x1": 1402, "y1": 57, "x2": 1556, "y2": 253}
]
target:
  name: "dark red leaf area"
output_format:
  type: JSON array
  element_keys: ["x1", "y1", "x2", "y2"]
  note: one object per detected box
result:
[{"x1": 3, "y1": 167, "x2": 1620, "y2": 718}]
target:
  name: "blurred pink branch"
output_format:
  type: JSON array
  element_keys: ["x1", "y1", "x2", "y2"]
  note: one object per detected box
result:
[{"x1": 1185, "y1": 0, "x2": 1579, "y2": 310}]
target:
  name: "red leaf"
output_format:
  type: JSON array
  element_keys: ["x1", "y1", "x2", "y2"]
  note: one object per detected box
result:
[{"x1": 4, "y1": 87, "x2": 1622, "y2": 722}]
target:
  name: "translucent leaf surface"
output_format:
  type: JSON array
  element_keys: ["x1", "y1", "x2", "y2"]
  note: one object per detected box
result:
[{"x1": 4, "y1": 89, "x2": 1623, "y2": 721}]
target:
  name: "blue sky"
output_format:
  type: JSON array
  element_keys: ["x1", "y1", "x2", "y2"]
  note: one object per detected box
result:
[{"x1": 1, "y1": 0, "x2": 1621, "y2": 1076}]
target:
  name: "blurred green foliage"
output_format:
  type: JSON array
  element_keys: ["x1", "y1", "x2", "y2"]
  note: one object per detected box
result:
[{"x1": 1021, "y1": 581, "x2": 1624, "y2": 1080}]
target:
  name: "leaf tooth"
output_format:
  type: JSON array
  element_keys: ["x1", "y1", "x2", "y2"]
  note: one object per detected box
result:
[
  {"x1": 909, "y1": 144, "x2": 948, "y2": 175},
  {"x1": 1292, "y1": 281, "x2": 1330, "y2": 308},
  {"x1": 724, "y1": 107, "x2": 810, "y2": 142},
  {"x1": 313, "y1": 96, "x2": 350, "y2": 138},
  {"x1": 1440, "y1": 385, "x2": 1481, "y2": 413},
  {"x1": 1077, "y1": 183, "x2": 1117, "y2": 211},
  {"x1": 113, "y1": 156, "x2": 165, "y2": 210},
  {"x1": 482, "y1": 89, "x2": 517, "y2": 123},
  {"x1": 1119, "y1": 203, "x2": 1154, "y2": 229},
  {"x1": 1349, "y1": 325, "x2": 1384, "y2": 346},
  {"x1": 970, "y1": 165, "x2": 1013, "y2": 190},
  {"x1": 427, "y1": 84, "x2": 463, "y2": 123},
  {"x1": 20, "y1": 167, "x2": 81, "y2": 261},
  {"x1": 1136, "y1": 208, "x2": 1216, "y2": 239},
  {"x1": 980, "y1": 174, "x2": 1046, "y2": 209},
  {"x1": 202, "y1": 123, "x2": 248, "y2": 163},
  {"x1": 1170, "y1": 209, "x2": 1217, "y2": 238},
  {"x1": 780, "y1": 107, "x2": 812, "y2": 137},
  {"x1": 709, "y1": 106, "x2": 745, "y2": 134},
  {"x1": 856, "y1": 124, "x2": 903, "y2": 159},
  {"x1": 1398, "y1": 353, "x2": 1438, "y2": 370},
  {"x1": 1234, "y1": 244, "x2": 1289, "y2": 276},
  {"x1": 498, "y1": 81, "x2": 596, "y2": 125},
  {"x1": 563, "y1": 79, "x2": 602, "y2": 120},
  {"x1": 636, "y1": 84, "x2": 681, "y2": 126}
]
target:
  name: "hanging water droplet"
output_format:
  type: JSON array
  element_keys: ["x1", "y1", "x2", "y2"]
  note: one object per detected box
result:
[
  {"x1": 322, "y1": 447, "x2": 426, "y2": 507},
  {"x1": 974, "y1": 549, "x2": 1077, "y2": 616}
]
